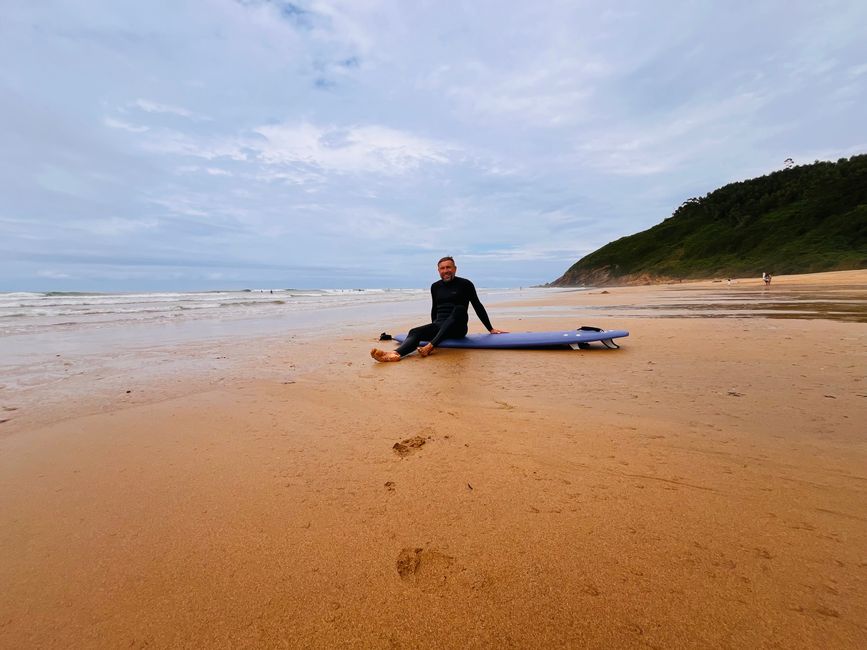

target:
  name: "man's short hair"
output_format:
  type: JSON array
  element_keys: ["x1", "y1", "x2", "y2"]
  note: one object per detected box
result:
[{"x1": 437, "y1": 256, "x2": 455, "y2": 266}]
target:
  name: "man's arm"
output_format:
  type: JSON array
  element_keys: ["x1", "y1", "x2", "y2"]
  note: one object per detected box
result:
[
  {"x1": 430, "y1": 283, "x2": 437, "y2": 323},
  {"x1": 467, "y1": 281, "x2": 505, "y2": 333}
]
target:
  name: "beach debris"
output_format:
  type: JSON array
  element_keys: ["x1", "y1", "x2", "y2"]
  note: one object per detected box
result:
[
  {"x1": 624, "y1": 622, "x2": 644, "y2": 636},
  {"x1": 727, "y1": 389, "x2": 744, "y2": 397},
  {"x1": 392, "y1": 435, "x2": 427, "y2": 457},
  {"x1": 2, "y1": 406, "x2": 18, "y2": 411},
  {"x1": 467, "y1": 482, "x2": 473, "y2": 490},
  {"x1": 384, "y1": 481, "x2": 396, "y2": 492},
  {"x1": 125, "y1": 390, "x2": 132, "y2": 394},
  {"x1": 0, "y1": 419, "x2": 10, "y2": 424},
  {"x1": 814, "y1": 605, "x2": 841, "y2": 618},
  {"x1": 823, "y1": 394, "x2": 837, "y2": 399}
]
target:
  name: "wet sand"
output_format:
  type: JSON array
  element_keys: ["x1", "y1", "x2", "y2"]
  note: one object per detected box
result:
[{"x1": 1, "y1": 270, "x2": 866, "y2": 648}]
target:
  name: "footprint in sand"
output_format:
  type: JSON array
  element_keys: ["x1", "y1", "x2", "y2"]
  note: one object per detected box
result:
[
  {"x1": 392, "y1": 435, "x2": 429, "y2": 457},
  {"x1": 583, "y1": 583, "x2": 601, "y2": 597},
  {"x1": 396, "y1": 547, "x2": 456, "y2": 590},
  {"x1": 396, "y1": 547, "x2": 423, "y2": 578},
  {"x1": 754, "y1": 547, "x2": 774, "y2": 559}
]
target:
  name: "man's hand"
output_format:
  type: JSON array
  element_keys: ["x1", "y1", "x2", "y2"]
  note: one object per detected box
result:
[{"x1": 489, "y1": 328, "x2": 508, "y2": 334}]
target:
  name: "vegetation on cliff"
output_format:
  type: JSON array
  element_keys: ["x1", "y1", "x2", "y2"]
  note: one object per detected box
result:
[{"x1": 551, "y1": 154, "x2": 867, "y2": 286}]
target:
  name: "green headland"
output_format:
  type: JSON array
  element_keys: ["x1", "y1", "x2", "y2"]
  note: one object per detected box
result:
[{"x1": 550, "y1": 154, "x2": 867, "y2": 286}]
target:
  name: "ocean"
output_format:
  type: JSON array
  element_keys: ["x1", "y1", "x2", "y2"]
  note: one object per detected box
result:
[
  {"x1": 0, "y1": 289, "x2": 430, "y2": 337},
  {"x1": 0, "y1": 287, "x2": 532, "y2": 399}
]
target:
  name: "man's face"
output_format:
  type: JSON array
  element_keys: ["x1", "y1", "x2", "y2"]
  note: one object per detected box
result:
[{"x1": 438, "y1": 259, "x2": 456, "y2": 282}]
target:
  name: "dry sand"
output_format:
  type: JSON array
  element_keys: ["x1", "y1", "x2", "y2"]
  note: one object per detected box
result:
[{"x1": 1, "y1": 270, "x2": 866, "y2": 648}]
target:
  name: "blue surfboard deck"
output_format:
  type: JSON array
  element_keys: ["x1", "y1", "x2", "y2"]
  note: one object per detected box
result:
[{"x1": 393, "y1": 328, "x2": 629, "y2": 350}]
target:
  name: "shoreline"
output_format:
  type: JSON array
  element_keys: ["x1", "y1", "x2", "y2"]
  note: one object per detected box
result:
[
  {"x1": 544, "y1": 268, "x2": 867, "y2": 289},
  {"x1": 1, "y1": 270, "x2": 865, "y2": 647}
]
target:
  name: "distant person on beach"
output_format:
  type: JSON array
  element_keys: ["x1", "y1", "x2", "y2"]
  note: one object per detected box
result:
[
  {"x1": 370, "y1": 256, "x2": 506, "y2": 362},
  {"x1": 763, "y1": 272, "x2": 772, "y2": 285}
]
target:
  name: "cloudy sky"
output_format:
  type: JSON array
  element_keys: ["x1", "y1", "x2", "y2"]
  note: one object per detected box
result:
[{"x1": 2, "y1": 0, "x2": 865, "y2": 291}]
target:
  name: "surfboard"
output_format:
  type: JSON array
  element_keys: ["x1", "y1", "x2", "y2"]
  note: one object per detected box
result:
[{"x1": 393, "y1": 326, "x2": 629, "y2": 350}]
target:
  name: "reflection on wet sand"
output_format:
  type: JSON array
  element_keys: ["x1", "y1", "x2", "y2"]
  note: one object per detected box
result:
[
  {"x1": 624, "y1": 283, "x2": 867, "y2": 322},
  {"x1": 513, "y1": 281, "x2": 867, "y2": 323}
]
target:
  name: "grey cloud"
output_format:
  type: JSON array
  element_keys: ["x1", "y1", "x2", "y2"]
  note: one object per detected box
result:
[{"x1": 1, "y1": 0, "x2": 865, "y2": 290}]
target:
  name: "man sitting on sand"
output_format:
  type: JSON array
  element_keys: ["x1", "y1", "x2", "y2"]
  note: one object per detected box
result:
[{"x1": 370, "y1": 256, "x2": 506, "y2": 362}]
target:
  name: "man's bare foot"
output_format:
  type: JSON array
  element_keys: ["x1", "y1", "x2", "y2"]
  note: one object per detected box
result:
[
  {"x1": 417, "y1": 343, "x2": 434, "y2": 357},
  {"x1": 371, "y1": 348, "x2": 401, "y2": 362}
]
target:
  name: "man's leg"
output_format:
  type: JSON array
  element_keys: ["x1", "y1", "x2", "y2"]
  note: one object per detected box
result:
[
  {"x1": 370, "y1": 348, "x2": 401, "y2": 362},
  {"x1": 370, "y1": 323, "x2": 439, "y2": 361},
  {"x1": 395, "y1": 323, "x2": 440, "y2": 356},
  {"x1": 418, "y1": 306, "x2": 468, "y2": 357}
]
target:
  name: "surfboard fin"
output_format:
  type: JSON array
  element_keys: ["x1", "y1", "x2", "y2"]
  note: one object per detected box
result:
[
  {"x1": 575, "y1": 326, "x2": 621, "y2": 349},
  {"x1": 569, "y1": 338, "x2": 620, "y2": 350}
]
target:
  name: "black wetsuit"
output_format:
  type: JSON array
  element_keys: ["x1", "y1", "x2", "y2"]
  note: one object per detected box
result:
[{"x1": 394, "y1": 276, "x2": 494, "y2": 356}]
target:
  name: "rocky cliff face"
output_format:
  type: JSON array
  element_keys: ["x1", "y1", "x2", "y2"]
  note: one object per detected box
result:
[{"x1": 548, "y1": 267, "x2": 675, "y2": 287}]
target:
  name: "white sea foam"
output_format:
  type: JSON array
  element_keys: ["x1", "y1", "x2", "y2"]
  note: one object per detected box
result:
[{"x1": 0, "y1": 288, "x2": 428, "y2": 336}]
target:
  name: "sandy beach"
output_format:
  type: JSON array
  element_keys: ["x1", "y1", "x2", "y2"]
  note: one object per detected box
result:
[{"x1": 1, "y1": 270, "x2": 865, "y2": 648}]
